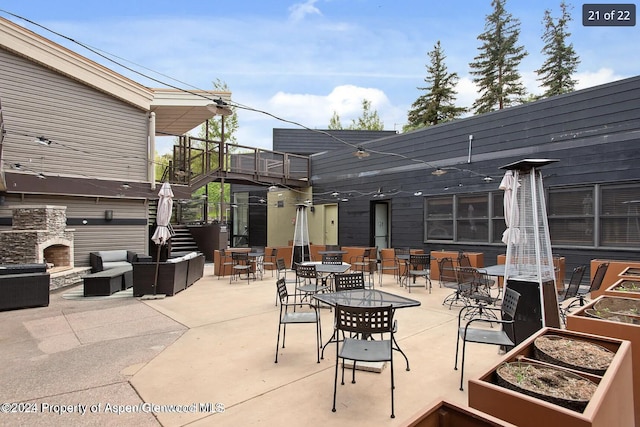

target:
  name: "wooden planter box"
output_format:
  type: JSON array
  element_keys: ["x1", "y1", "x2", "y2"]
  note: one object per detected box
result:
[
  {"x1": 468, "y1": 327, "x2": 634, "y2": 427},
  {"x1": 603, "y1": 278, "x2": 640, "y2": 299},
  {"x1": 402, "y1": 399, "x2": 517, "y2": 427},
  {"x1": 567, "y1": 296, "x2": 640, "y2": 427},
  {"x1": 619, "y1": 266, "x2": 640, "y2": 279},
  {"x1": 590, "y1": 259, "x2": 640, "y2": 298}
]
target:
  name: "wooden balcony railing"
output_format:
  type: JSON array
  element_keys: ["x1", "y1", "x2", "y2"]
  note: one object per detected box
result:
[{"x1": 163, "y1": 135, "x2": 310, "y2": 189}]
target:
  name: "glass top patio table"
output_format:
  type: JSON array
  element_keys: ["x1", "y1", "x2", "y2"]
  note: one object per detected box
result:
[
  {"x1": 301, "y1": 261, "x2": 351, "y2": 274},
  {"x1": 480, "y1": 264, "x2": 507, "y2": 277},
  {"x1": 313, "y1": 289, "x2": 421, "y2": 309}
]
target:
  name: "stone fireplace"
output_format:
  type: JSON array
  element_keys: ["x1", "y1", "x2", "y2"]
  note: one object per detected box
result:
[{"x1": 0, "y1": 205, "x2": 75, "y2": 270}]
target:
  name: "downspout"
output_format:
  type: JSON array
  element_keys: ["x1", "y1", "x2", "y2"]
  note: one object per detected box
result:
[{"x1": 148, "y1": 112, "x2": 156, "y2": 190}]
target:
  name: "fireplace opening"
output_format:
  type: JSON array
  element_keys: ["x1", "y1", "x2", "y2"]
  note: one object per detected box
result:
[{"x1": 43, "y1": 244, "x2": 72, "y2": 272}]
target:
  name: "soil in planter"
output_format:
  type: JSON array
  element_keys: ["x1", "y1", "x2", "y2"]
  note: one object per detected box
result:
[
  {"x1": 534, "y1": 335, "x2": 614, "y2": 376},
  {"x1": 585, "y1": 308, "x2": 640, "y2": 324},
  {"x1": 594, "y1": 297, "x2": 640, "y2": 317},
  {"x1": 496, "y1": 362, "x2": 597, "y2": 413},
  {"x1": 612, "y1": 280, "x2": 640, "y2": 292}
]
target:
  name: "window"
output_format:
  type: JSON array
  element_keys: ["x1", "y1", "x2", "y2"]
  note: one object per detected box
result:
[
  {"x1": 426, "y1": 196, "x2": 453, "y2": 240},
  {"x1": 547, "y1": 188, "x2": 594, "y2": 246},
  {"x1": 456, "y1": 194, "x2": 489, "y2": 242},
  {"x1": 547, "y1": 183, "x2": 640, "y2": 249},
  {"x1": 425, "y1": 193, "x2": 496, "y2": 243},
  {"x1": 491, "y1": 192, "x2": 505, "y2": 243},
  {"x1": 600, "y1": 184, "x2": 640, "y2": 247}
]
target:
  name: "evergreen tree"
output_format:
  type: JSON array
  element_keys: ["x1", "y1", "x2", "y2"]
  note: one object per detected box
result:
[
  {"x1": 406, "y1": 40, "x2": 465, "y2": 131},
  {"x1": 469, "y1": 0, "x2": 528, "y2": 114},
  {"x1": 536, "y1": 1, "x2": 580, "y2": 97}
]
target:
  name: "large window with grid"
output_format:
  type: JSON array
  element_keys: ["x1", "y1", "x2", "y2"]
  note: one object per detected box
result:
[
  {"x1": 545, "y1": 182, "x2": 640, "y2": 249},
  {"x1": 423, "y1": 182, "x2": 640, "y2": 248}
]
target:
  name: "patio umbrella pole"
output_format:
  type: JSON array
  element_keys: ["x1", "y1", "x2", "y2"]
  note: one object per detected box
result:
[
  {"x1": 141, "y1": 182, "x2": 174, "y2": 301},
  {"x1": 141, "y1": 242, "x2": 166, "y2": 300}
]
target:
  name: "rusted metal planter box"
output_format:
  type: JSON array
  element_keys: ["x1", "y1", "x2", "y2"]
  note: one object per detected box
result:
[
  {"x1": 402, "y1": 399, "x2": 517, "y2": 427},
  {"x1": 604, "y1": 278, "x2": 640, "y2": 299},
  {"x1": 567, "y1": 296, "x2": 640, "y2": 427},
  {"x1": 468, "y1": 327, "x2": 633, "y2": 427}
]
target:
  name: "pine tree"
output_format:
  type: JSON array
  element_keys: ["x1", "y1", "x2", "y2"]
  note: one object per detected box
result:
[
  {"x1": 536, "y1": 1, "x2": 580, "y2": 97},
  {"x1": 406, "y1": 40, "x2": 466, "y2": 131},
  {"x1": 470, "y1": 0, "x2": 528, "y2": 114}
]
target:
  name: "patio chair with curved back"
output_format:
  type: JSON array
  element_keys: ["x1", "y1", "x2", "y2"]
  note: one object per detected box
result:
[
  {"x1": 274, "y1": 278, "x2": 322, "y2": 364},
  {"x1": 334, "y1": 272, "x2": 366, "y2": 291},
  {"x1": 218, "y1": 249, "x2": 234, "y2": 279},
  {"x1": 230, "y1": 252, "x2": 255, "y2": 284},
  {"x1": 332, "y1": 303, "x2": 397, "y2": 418},
  {"x1": 440, "y1": 257, "x2": 471, "y2": 309},
  {"x1": 404, "y1": 253, "x2": 432, "y2": 293},
  {"x1": 455, "y1": 287, "x2": 521, "y2": 391},
  {"x1": 295, "y1": 263, "x2": 327, "y2": 304},
  {"x1": 378, "y1": 248, "x2": 400, "y2": 285},
  {"x1": 565, "y1": 262, "x2": 609, "y2": 313},
  {"x1": 262, "y1": 248, "x2": 278, "y2": 278},
  {"x1": 275, "y1": 258, "x2": 296, "y2": 306},
  {"x1": 558, "y1": 264, "x2": 587, "y2": 323},
  {"x1": 350, "y1": 247, "x2": 377, "y2": 288}
]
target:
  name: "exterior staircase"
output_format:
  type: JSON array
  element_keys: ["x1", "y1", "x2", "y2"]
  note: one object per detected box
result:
[{"x1": 170, "y1": 225, "x2": 199, "y2": 256}]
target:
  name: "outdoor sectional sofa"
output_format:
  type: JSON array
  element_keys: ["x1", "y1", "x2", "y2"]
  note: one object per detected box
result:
[
  {"x1": 89, "y1": 250, "x2": 142, "y2": 273},
  {"x1": 0, "y1": 263, "x2": 50, "y2": 311},
  {"x1": 132, "y1": 252, "x2": 205, "y2": 297}
]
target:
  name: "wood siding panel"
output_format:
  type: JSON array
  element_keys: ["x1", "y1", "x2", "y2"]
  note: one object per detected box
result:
[
  {"x1": 0, "y1": 194, "x2": 147, "y2": 266},
  {"x1": 0, "y1": 48, "x2": 149, "y2": 183},
  {"x1": 301, "y1": 75, "x2": 640, "y2": 267}
]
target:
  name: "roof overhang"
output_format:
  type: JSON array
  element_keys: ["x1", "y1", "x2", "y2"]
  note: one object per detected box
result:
[
  {"x1": 150, "y1": 89, "x2": 233, "y2": 136},
  {"x1": 0, "y1": 17, "x2": 234, "y2": 137}
]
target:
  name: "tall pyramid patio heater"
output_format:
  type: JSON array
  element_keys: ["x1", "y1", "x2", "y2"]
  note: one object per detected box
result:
[
  {"x1": 501, "y1": 159, "x2": 561, "y2": 345},
  {"x1": 291, "y1": 203, "x2": 312, "y2": 269}
]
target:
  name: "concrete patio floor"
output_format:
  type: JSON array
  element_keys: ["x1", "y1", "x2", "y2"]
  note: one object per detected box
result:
[{"x1": 0, "y1": 264, "x2": 509, "y2": 426}]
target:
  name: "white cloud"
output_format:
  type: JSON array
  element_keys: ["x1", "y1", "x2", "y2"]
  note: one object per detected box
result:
[
  {"x1": 268, "y1": 85, "x2": 391, "y2": 129},
  {"x1": 575, "y1": 68, "x2": 627, "y2": 90},
  {"x1": 288, "y1": 0, "x2": 322, "y2": 22}
]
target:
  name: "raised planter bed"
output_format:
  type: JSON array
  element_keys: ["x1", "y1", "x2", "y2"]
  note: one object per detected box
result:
[
  {"x1": 402, "y1": 399, "x2": 517, "y2": 427},
  {"x1": 603, "y1": 278, "x2": 640, "y2": 299},
  {"x1": 567, "y1": 296, "x2": 640, "y2": 427},
  {"x1": 468, "y1": 327, "x2": 633, "y2": 427}
]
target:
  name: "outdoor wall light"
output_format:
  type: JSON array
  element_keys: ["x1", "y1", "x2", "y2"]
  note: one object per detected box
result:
[
  {"x1": 268, "y1": 185, "x2": 278, "y2": 192},
  {"x1": 483, "y1": 176, "x2": 494, "y2": 182},
  {"x1": 34, "y1": 136, "x2": 52, "y2": 146},
  {"x1": 414, "y1": 191, "x2": 423, "y2": 196},
  {"x1": 353, "y1": 147, "x2": 370, "y2": 158},
  {"x1": 105, "y1": 210, "x2": 113, "y2": 221},
  {"x1": 432, "y1": 168, "x2": 447, "y2": 176}
]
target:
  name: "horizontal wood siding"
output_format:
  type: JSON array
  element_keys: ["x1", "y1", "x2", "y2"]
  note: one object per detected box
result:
[
  {"x1": 0, "y1": 48, "x2": 149, "y2": 183},
  {"x1": 304, "y1": 75, "x2": 640, "y2": 268},
  {"x1": 0, "y1": 194, "x2": 148, "y2": 267}
]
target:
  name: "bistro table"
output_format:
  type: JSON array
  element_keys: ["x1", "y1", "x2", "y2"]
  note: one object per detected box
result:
[
  {"x1": 248, "y1": 251, "x2": 265, "y2": 280},
  {"x1": 314, "y1": 289, "x2": 421, "y2": 369},
  {"x1": 301, "y1": 261, "x2": 351, "y2": 291}
]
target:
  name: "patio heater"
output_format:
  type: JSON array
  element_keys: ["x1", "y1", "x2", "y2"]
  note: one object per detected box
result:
[
  {"x1": 501, "y1": 159, "x2": 561, "y2": 345},
  {"x1": 291, "y1": 203, "x2": 312, "y2": 269}
]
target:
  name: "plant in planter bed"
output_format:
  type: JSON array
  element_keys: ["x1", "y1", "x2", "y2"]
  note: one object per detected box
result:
[{"x1": 468, "y1": 327, "x2": 634, "y2": 427}]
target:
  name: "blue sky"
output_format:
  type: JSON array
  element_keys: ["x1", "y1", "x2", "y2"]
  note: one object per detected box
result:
[{"x1": 1, "y1": 1, "x2": 637, "y2": 154}]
